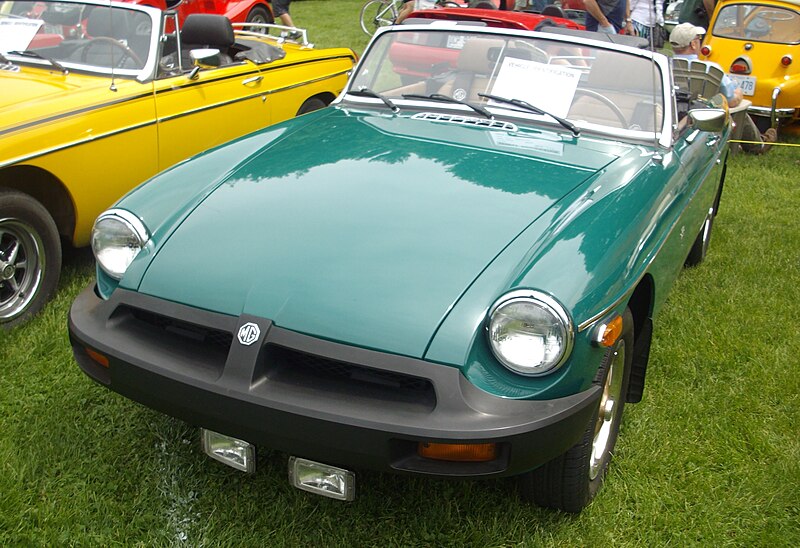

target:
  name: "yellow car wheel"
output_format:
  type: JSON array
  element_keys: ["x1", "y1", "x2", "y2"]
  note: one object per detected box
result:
[{"x1": 0, "y1": 189, "x2": 61, "y2": 328}]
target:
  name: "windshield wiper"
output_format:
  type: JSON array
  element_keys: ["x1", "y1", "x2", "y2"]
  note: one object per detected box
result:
[
  {"x1": 348, "y1": 88, "x2": 399, "y2": 113},
  {"x1": 478, "y1": 93, "x2": 579, "y2": 137},
  {"x1": 7, "y1": 50, "x2": 68, "y2": 74},
  {"x1": 403, "y1": 93, "x2": 493, "y2": 120}
]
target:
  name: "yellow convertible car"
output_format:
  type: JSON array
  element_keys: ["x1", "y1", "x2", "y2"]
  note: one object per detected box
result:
[{"x1": 0, "y1": 0, "x2": 356, "y2": 326}]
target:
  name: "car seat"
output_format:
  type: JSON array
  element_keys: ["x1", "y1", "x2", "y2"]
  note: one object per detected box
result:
[
  {"x1": 439, "y1": 38, "x2": 504, "y2": 102},
  {"x1": 180, "y1": 14, "x2": 236, "y2": 67}
]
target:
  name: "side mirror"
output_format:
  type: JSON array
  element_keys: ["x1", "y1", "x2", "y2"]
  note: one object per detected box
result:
[
  {"x1": 688, "y1": 108, "x2": 728, "y2": 133},
  {"x1": 189, "y1": 48, "x2": 222, "y2": 68}
]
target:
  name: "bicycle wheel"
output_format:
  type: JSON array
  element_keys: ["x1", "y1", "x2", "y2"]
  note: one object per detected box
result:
[{"x1": 359, "y1": 0, "x2": 397, "y2": 36}]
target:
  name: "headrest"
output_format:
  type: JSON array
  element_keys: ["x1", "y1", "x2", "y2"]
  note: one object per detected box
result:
[
  {"x1": 457, "y1": 38, "x2": 505, "y2": 73},
  {"x1": 86, "y1": 7, "x2": 131, "y2": 39},
  {"x1": 182, "y1": 14, "x2": 235, "y2": 47}
]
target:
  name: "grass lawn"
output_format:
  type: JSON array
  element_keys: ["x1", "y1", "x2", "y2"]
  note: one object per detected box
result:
[{"x1": 1, "y1": 2, "x2": 798, "y2": 545}]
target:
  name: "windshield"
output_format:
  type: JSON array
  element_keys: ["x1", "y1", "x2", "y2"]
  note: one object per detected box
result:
[
  {"x1": 712, "y1": 4, "x2": 800, "y2": 45},
  {"x1": 348, "y1": 28, "x2": 666, "y2": 137},
  {"x1": 0, "y1": 1, "x2": 154, "y2": 73}
]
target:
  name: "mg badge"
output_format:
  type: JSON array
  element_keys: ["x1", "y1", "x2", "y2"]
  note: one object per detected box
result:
[{"x1": 237, "y1": 322, "x2": 261, "y2": 346}]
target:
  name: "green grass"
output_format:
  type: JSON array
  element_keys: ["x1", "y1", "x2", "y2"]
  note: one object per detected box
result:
[{"x1": 2, "y1": 4, "x2": 800, "y2": 545}]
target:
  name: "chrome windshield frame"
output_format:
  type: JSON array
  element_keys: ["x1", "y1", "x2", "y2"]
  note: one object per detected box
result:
[{"x1": 339, "y1": 23, "x2": 675, "y2": 149}]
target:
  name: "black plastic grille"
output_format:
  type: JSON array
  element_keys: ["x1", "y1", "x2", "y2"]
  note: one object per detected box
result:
[
  {"x1": 263, "y1": 344, "x2": 437, "y2": 410},
  {"x1": 126, "y1": 307, "x2": 233, "y2": 351}
]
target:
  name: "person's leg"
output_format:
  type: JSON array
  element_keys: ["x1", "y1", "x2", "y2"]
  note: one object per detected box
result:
[
  {"x1": 279, "y1": 13, "x2": 295, "y2": 27},
  {"x1": 272, "y1": 0, "x2": 295, "y2": 27},
  {"x1": 740, "y1": 114, "x2": 776, "y2": 154}
]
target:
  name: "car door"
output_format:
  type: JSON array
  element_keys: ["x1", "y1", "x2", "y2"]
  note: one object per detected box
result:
[
  {"x1": 152, "y1": 61, "x2": 272, "y2": 172},
  {"x1": 671, "y1": 116, "x2": 727, "y2": 257}
]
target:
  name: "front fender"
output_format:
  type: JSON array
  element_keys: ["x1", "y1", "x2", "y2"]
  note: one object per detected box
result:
[{"x1": 425, "y1": 145, "x2": 693, "y2": 399}]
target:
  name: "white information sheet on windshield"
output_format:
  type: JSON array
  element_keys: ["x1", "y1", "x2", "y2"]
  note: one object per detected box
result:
[
  {"x1": 489, "y1": 58, "x2": 581, "y2": 118},
  {"x1": 0, "y1": 18, "x2": 43, "y2": 53}
]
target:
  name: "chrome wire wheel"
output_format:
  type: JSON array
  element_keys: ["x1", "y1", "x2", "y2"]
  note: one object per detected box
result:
[
  {"x1": 0, "y1": 218, "x2": 45, "y2": 322},
  {"x1": 589, "y1": 338, "x2": 626, "y2": 481}
]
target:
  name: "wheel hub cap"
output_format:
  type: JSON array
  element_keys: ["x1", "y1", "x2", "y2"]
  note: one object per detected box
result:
[
  {"x1": 1, "y1": 261, "x2": 15, "y2": 281},
  {"x1": 589, "y1": 341, "x2": 625, "y2": 481},
  {"x1": 0, "y1": 218, "x2": 44, "y2": 321}
]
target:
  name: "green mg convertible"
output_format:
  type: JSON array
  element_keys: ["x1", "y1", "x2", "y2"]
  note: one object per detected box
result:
[{"x1": 69, "y1": 22, "x2": 731, "y2": 512}]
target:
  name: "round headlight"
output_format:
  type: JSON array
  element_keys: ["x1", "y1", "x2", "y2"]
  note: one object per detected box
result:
[
  {"x1": 91, "y1": 209, "x2": 149, "y2": 280},
  {"x1": 487, "y1": 290, "x2": 574, "y2": 376}
]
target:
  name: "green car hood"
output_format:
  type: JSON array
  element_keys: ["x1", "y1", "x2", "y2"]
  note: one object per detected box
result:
[{"x1": 135, "y1": 111, "x2": 618, "y2": 358}]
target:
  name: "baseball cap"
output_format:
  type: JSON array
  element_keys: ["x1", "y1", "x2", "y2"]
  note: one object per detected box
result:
[{"x1": 670, "y1": 22, "x2": 706, "y2": 48}]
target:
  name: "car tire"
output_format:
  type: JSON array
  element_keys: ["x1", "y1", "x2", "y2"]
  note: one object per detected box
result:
[
  {"x1": 245, "y1": 5, "x2": 273, "y2": 32},
  {"x1": 0, "y1": 189, "x2": 62, "y2": 328},
  {"x1": 685, "y1": 208, "x2": 714, "y2": 267},
  {"x1": 518, "y1": 307, "x2": 634, "y2": 513},
  {"x1": 297, "y1": 97, "x2": 328, "y2": 116}
]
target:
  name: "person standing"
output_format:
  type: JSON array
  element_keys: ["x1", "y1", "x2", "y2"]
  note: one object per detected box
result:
[
  {"x1": 273, "y1": 0, "x2": 297, "y2": 29},
  {"x1": 583, "y1": 0, "x2": 634, "y2": 35},
  {"x1": 630, "y1": 0, "x2": 665, "y2": 49}
]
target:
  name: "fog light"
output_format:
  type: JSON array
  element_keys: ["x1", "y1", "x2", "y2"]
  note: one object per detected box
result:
[
  {"x1": 288, "y1": 457, "x2": 355, "y2": 501},
  {"x1": 201, "y1": 429, "x2": 255, "y2": 473}
]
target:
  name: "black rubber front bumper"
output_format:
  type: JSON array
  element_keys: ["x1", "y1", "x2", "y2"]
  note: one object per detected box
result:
[{"x1": 69, "y1": 285, "x2": 601, "y2": 477}]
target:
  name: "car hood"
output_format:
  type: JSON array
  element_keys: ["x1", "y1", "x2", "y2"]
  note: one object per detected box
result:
[
  {"x1": 134, "y1": 110, "x2": 620, "y2": 358},
  {"x1": 0, "y1": 68, "x2": 124, "y2": 138}
]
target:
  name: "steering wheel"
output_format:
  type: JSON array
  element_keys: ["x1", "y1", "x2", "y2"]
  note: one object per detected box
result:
[
  {"x1": 81, "y1": 37, "x2": 143, "y2": 68},
  {"x1": 574, "y1": 88, "x2": 628, "y2": 128}
]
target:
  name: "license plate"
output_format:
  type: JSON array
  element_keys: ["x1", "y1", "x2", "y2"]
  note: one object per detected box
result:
[{"x1": 729, "y1": 74, "x2": 756, "y2": 96}]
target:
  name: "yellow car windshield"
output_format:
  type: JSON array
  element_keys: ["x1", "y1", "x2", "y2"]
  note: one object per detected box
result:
[
  {"x1": 0, "y1": 1, "x2": 153, "y2": 72},
  {"x1": 712, "y1": 4, "x2": 800, "y2": 45}
]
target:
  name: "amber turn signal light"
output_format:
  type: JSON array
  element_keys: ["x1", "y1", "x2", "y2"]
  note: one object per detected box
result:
[
  {"x1": 418, "y1": 442, "x2": 497, "y2": 462},
  {"x1": 85, "y1": 347, "x2": 109, "y2": 368},
  {"x1": 596, "y1": 314, "x2": 623, "y2": 348}
]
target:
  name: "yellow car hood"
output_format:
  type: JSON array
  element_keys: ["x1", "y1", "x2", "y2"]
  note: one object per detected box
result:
[{"x1": 0, "y1": 66, "x2": 136, "y2": 135}]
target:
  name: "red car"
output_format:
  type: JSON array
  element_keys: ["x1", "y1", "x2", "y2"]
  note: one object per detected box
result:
[
  {"x1": 392, "y1": 7, "x2": 584, "y2": 81},
  {"x1": 407, "y1": 5, "x2": 585, "y2": 30},
  {"x1": 126, "y1": 0, "x2": 273, "y2": 25}
]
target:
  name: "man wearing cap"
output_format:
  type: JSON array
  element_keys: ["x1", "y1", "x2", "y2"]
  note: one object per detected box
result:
[
  {"x1": 671, "y1": 22, "x2": 743, "y2": 106},
  {"x1": 670, "y1": 22, "x2": 777, "y2": 152}
]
